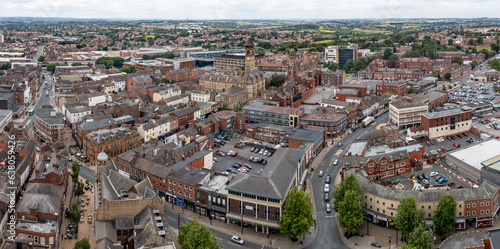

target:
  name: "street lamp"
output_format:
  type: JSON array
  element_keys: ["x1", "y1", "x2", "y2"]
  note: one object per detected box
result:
[{"x1": 389, "y1": 234, "x2": 391, "y2": 246}]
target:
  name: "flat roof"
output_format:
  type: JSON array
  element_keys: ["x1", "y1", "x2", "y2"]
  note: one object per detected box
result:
[
  {"x1": 364, "y1": 144, "x2": 423, "y2": 157},
  {"x1": 448, "y1": 139, "x2": 500, "y2": 171},
  {"x1": 423, "y1": 108, "x2": 469, "y2": 119},
  {"x1": 345, "y1": 141, "x2": 367, "y2": 156}
]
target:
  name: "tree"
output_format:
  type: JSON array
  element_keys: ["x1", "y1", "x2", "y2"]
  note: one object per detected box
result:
[
  {"x1": 60, "y1": 62, "x2": 69, "y2": 66},
  {"x1": 476, "y1": 36, "x2": 484, "y2": 45},
  {"x1": 487, "y1": 58, "x2": 500, "y2": 70},
  {"x1": 342, "y1": 59, "x2": 354, "y2": 73},
  {"x1": 69, "y1": 203, "x2": 81, "y2": 224},
  {"x1": 387, "y1": 54, "x2": 399, "y2": 68},
  {"x1": 408, "y1": 225, "x2": 433, "y2": 249},
  {"x1": 178, "y1": 220, "x2": 222, "y2": 249},
  {"x1": 433, "y1": 194, "x2": 457, "y2": 237},
  {"x1": 447, "y1": 39, "x2": 454, "y2": 46},
  {"x1": 472, "y1": 47, "x2": 478, "y2": 54},
  {"x1": 327, "y1": 63, "x2": 339, "y2": 71},
  {"x1": 332, "y1": 174, "x2": 361, "y2": 212},
  {"x1": 442, "y1": 86, "x2": 447, "y2": 91},
  {"x1": 75, "y1": 182, "x2": 84, "y2": 197},
  {"x1": 270, "y1": 75, "x2": 286, "y2": 88},
  {"x1": 72, "y1": 162, "x2": 80, "y2": 183},
  {"x1": 452, "y1": 56, "x2": 463, "y2": 65},
  {"x1": 0, "y1": 70, "x2": 4, "y2": 76},
  {"x1": 72, "y1": 62, "x2": 83, "y2": 66},
  {"x1": 105, "y1": 60, "x2": 114, "y2": 69},
  {"x1": 73, "y1": 238, "x2": 90, "y2": 249},
  {"x1": 448, "y1": 85, "x2": 453, "y2": 89},
  {"x1": 471, "y1": 60, "x2": 478, "y2": 69},
  {"x1": 491, "y1": 43, "x2": 500, "y2": 53},
  {"x1": 337, "y1": 189, "x2": 363, "y2": 234},
  {"x1": 280, "y1": 187, "x2": 315, "y2": 240},
  {"x1": 38, "y1": 55, "x2": 45, "y2": 62},
  {"x1": 444, "y1": 73, "x2": 451, "y2": 81},
  {"x1": 399, "y1": 243, "x2": 417, "y2": 249},
  {"x1": 383, "y1": 48, "x2": 393, "y2": 60},
  {"x1": 395, "y1": 196, "x2": 425, "y2": 240},
  {"x1": 46, "y1": 63, "x2": 57, "y2": 73}
]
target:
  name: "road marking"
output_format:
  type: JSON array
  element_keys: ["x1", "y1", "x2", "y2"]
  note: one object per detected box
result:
[
  {"x1": 167, "y1": 217, "x2": 176, "y2": 221},
  {"x1": 216, "y1": 237, "x2": 223, "y2": 241},
  {"x1": 232, "y1": 244, "x2": 242, "y2": 248},
  {"x1": 325, "y1": 216, "x2": 335, "y2": 218}
]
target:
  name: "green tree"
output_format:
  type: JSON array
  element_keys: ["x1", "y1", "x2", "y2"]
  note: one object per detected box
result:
[
  {"x1": 383, "y1": 48, "x2": 393, "y2": 60},
  {"x1": 38, "y1": 55, "x2": 45, "y2": 62},
  {"x1": 75, "y1": 182, "x2": 84, "y2": 197},
  {"x1": 472, "y1": 47, "x2": 478, "y2": 54},
  {"x1": 280, "y1": 187, "x2": 315, "y2": 240},
  {"x1": 399, "y1": 243, "x2": 417, "y2": 249},
  {"x1": 332, "y1": 174, "x2": 361, "y2": 212},
  {"x1": 46, "y1": 63, "x2": 57, "y2": 73},
  {"x1": 342, "y1": 59, "x2": 354, "y2": 73},
  {"x1": 337, "y1": 189, "x2": 363, "y2": 234},
  {"x1": 476, "y1": 36, "x2": 484, "y2": 45},
  {"x1": 408, "y1": 225, "x2": 433, "y2": 249},
  {"x1": 353, "y1": 58, "x2": 367, "y2": 72},
  {"x1": 447, "y1": 39, "x2": 454, "y2": 46},
  {"x1": 60, "y1": 62, "x2": 69, "y2": 66},
  {"x1": 178, "y1": 220, "x2": 222, "y2": 249},
  {"x1": 491, "y1": 43, "x2": 500, "y2": 53},
  {"x1": 327, "y1": 63, "x2": 339, "y2": 71},
  {"x1": 0, "y1": 70, "x2": 4, "y2": 76},
  {"x1": 442, "y1": 85, "x2": 447, "y2": 91},
  {"x1": 452, "y1": 56, "x2": 463, "y2": 65},
  {"x1": 448, "y1": 85, "x2": 453, "y2": 89},
  {"x1": 487, "y1": 58, "x2": 500, "y2": 70},
  {"x1": 73, "y1": 238, "x2": 90, "y2": 249},
  {"x1": 387, "y1": 54, "x2": 399, "y2": 68},
  {"x1": 444, "y1": 73, "x2": 451, "y2": 81},
  {"x1": 471, "y1": 60, "x2": 478, "y2": 69},
  {"x1": 270, "y1": 75, "x2": 286, "y2": 88},
  {"x1": 395, "y1": 196, "x2": 425, "y2": 240},
  {"x1": 69, "y1": 203, "x2": 81, "y2": 224},
  {"x1": 72, "y1": 162, "x2": 80, "y2": 183},
  {"x1": 105, "y1": 60, "x2": 114, "y2": 69},
  {"x1": 72, "y1": 62, "x2": 83, "y2": 66},
  {"x1": 433, "y1": 194, "x2": 457, "y2": 237},
  {"x1": 480, "y1": 49, "x2": 490, "y2": 59}
]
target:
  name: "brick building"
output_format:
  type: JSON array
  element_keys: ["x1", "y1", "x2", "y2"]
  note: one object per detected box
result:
[
  {"x1": 421, "y1": 108, "x2": 473, "y2": 140},
  {"x1": 217, "y1": 85, "x2": 246, "y2": 109},
  {"x1": 33, "y1": 105, "x2": 65, "y2": 143},
  {"x1": 213, "y1": 111, "x2": 246, "y2": 133},
  {"x1": 320, "y1": 70, "x2": 346, "y2": 86},
  {"x1": 126, "y1": 75, "x2": 154, "y2": 91},
  {"x1": 375, "y1": 81, "x2": 407, "y2": 98},
  {"x1": 398, "y1": 57, "x2": 432, "y2": 71},
  {"x1": 82, "y1": 126, "x2": 140, "y2": 163}
]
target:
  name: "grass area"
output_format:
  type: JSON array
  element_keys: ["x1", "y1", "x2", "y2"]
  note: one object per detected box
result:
[
  {"x1": 475, "y1": 45, "x2": 491, "y2": 51},
  {"x1": 312, "y1": 39, "x2": 337, "y2": 44},
  {"x1": 145, "y1": 35, "x2": 155, "y2": 39},
  {"x1": 351, "y1": 28, "x2": 390, "y2": 34}
]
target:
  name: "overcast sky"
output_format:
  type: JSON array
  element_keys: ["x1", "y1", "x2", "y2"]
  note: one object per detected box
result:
[{"x1": 1, "y1": 0, "x2": 498, "y2": 20}]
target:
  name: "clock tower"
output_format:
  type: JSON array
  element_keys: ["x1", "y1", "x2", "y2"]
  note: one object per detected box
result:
[{"x1": 245, "y1": 37, "x2": 256, "y2": 70}]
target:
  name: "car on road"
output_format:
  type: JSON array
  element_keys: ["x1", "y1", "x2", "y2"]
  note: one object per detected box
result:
[
  {"x1": 324, "y1": 184, "x2": 330, "y2": 193},
  {"x1": 429, "y1": 172, "x2": 438, "y2": 177},
  {"x1": 318, "y1": 171, "x2": 324, "y2": 177},
  {"x1": 326, "y1": 203, "x2": 332, "y2": 213},
  {"x1": 324, "y1": 194, "x2": 330, "y2": 202},
  {"x1": 338, "y1": 142, "x2": 343, "y2": 147},
  {"x1": 438, "y1": 178, "x2": 448, "y2": 184},
  {"x1": 231, "y1": 236, "x2": 244, "y2": 245},
  {"x1": 325, "y1": 175, "x2": 331, "y2": 184},
  {"x1": 333, "y1": 159, "x2": 339, "y2": 165}
]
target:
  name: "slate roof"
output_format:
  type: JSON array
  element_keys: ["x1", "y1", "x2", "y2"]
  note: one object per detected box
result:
[
  {"x1": 226, "y1": 148, "x2": 303, "y2": 199},
  {"x1": 79, "y1": 118, "x2": 115, "y2": 131},
  {"x1": 18, "y1": 183, "x2": 63, "y2": 215}
]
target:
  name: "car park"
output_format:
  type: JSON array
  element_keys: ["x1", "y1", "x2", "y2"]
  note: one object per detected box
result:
[{"x1": 231, "y1": 236, "x2": 244, "y2": 245}]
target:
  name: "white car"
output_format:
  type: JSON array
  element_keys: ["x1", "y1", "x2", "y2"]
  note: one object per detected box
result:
[
  {"x1": 231, "y1": 235, "x2": 244, "y2": 245},
  {"x1": 429, "y1": 172, "x2": 438, "y2": 177},
  {"x1": 333, "y1": 159, "x2": 339, "y2": 165},
  {"x1": 324, "y1": 184, "x2": 330, "y2": 193}
]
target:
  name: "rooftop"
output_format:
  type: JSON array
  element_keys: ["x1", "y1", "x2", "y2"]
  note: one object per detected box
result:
[
  {"x1": 448, "y1": 139, "x2": 500, "y2": 172},
  {"x1": 423, "y1": 108, "x2": 470, "y2": 119}
]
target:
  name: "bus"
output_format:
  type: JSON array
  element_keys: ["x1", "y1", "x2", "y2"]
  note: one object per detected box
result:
[{"x1": 28, "y1": 109, "x2": 34, "y2": 116}]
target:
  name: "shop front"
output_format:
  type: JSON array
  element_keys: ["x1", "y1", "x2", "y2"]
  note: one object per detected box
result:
[
  {"x1": 465, "y1": 218, "x2": 476, "y2": 229},
  {"x1": 476, "y1": 216, "x2": 493, "y2": 229},
  {"x1": 373, "y1": 215, "x2": 387, "y2": 228},
  {"x1": 455, "y1": 218, "x2": 466, "y2": 230}
]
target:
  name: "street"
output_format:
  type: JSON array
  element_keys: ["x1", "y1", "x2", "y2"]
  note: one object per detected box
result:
[{"x1": 305, "y1": 112, "x2": 389, "y2": 249}]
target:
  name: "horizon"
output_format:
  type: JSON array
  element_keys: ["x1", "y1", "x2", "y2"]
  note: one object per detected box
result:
[{"x1": 1, "y1": 0, "x2": 499, "y2": 20}]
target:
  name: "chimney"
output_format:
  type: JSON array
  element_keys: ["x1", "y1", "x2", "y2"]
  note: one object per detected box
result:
[
  {"x1": 156, "y1": 140, "x2": 159, "y2": 146},
  {"x1": 35, "y1": 168, "x2": 41, "y2": 175},
  {"x1": 43, "y1": 155, "x2": 48, "y2": 160},
  {"x1": 348, "y1": 152, "x2": 352, "y2": 156},
  {"x1": 143, "y1": 146, "x2": 146, "y2": 151}
]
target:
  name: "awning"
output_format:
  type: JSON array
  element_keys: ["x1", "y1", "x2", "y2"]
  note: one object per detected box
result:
[{"x1": 455, "y1": 218, "x2": 465, "y2": 223}]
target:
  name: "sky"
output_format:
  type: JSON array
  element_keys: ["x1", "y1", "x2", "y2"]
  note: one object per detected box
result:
[{"x1": 0, "y1": 0, "x2": 499, "y2": 20}]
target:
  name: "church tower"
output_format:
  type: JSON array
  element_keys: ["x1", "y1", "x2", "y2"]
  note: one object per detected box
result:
[{"x1": 245, "y1": 37, "x2": 256, "y2": 70}]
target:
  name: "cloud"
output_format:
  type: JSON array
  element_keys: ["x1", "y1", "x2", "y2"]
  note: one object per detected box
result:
[{"x1": 0, "y1": 0, "x2": 498, "y2": 19}]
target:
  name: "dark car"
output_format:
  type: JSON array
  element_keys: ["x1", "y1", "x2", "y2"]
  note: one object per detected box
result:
[
  {"x1": 250, "y1": 147, "x2": 257, "y2": 152},
  {"x1": 261, "y1": 159, "x2": 268, "y2": 165},
  {"x1": 325, "y1": 175, "x2": 331, "y2": 184},
  {"x1": 422, "y1": 173, "x2": 430, "y2": 180},
  {"x1": 463, "y1": 133, "x2": 469, "y2": 137},
  {"x1": 416, "y1": 175, "x2": 423, "y2": 181},
  {"x1": 324, "y1": 194, "x2": 330, "y2": 202}
]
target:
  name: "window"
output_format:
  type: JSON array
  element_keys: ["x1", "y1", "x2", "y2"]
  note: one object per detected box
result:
[
  {"x1": 189, "y1": 186, "x2": 193, "y2": 191},
  {"x1": 487, "y1": 202, "x2": 490, "y2": 206},
  {"x1": 41, "y1": 237, "x2": 45, "y2": 245},
  {"x1": 487, "y1": 210, "x2": 490, "y2": 214},
  {"x1": 459, "y1": 204, "x2": 462, "y2": 208},
  {"x1": 184, "y1": 193, "x2": 188, "y2": 197},
  {"x1": 428, "y1": 213, "x2": 431, "y2": 218},
  {"x1": 467, "y1": 211, "x2": 470, "y2": 216},
  {"x1": 381, "y1": 160, "x2": 387, "y2": 165},
  {"x1": 472, "y1": 203, "x2": 476, "y2": 207},
  {"x1": 459, "y1": 212, "x2": 462, "y2": 216},
  {"x1": 472, "y1": 211, "x2": 476, "y2": 215},
  {"x1": 173, "y1": 189, "x2": 176, "y2": 193},
  {"x1": 391, "y1": 204, "x2": 394, "y2": 208},
  {"x1": 481, "y1": 202, "x2": 484, "y2": 207},
  {"x1": 380, "y1": 166, "x2": 386, "y2": 171},
  {"x1": 467, "y1": 204, "x2": 470, "y2": 208},
  {"x1": 189, "y1": 194, "x2": 192, "y2": 199},
  {"x1": 49, "y1": 237, "x2": 54, "y2": 245},
  {"x1": 481, "y1": 210, "x2": 484, "y2": 214},
  {"x1": 377, "y1": 200, "x2": 379, "y2": 204},
  {"x1": 368, "y1": 163, "x2": 374, "y2": 167},
  {"x1": 178, "y1": 182, "x2": 182, "y2": 187},
  {"x1": 179, "y1": 191, "x2": 182, "y2": 195},
  {"x1": 388, "y1": 164, "x2": 394, "y2": 169},
  {"x1": 34, "y1": 237, "x2": 38, "y2": 244},
  {"x1": 428, "y1": 206, "x2": 431, "y2": 209},
  {"x1": 185, "y1": 185, "x2": 188, "y2": 190},
  {"x1": 400, "y1": 162, "x2": 405, "y2": 166}
]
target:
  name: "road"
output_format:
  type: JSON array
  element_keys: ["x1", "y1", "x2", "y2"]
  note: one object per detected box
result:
[
  {"x1": 305, "y1": 112, "x2": 389, "y2": 249},
  {"x1": 163, "y1": 206, "x2": 272, "y2": 249}
]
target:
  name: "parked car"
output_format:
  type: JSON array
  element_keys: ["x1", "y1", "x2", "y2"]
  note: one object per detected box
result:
[
  {"x1": 325, "y1": 175, "x2": 331, "y2": 184},
  {"x1": 324, "y1": 184, "x2": 330, "y2": 193},
  {"x1": 425, "y1": 141, "x2": 431, "y2": 146},
  {"x1": 440, "y1": 148, "x2": 446, "y2": 152},
  {"x1": 326, "y1": 203, "x2": 332, "y2": 213},
  {"x1": 261, "y1": 159, "x2": 268, "y2": 165},
  {"x1": 226, "y1": 168, "x2": 236, "y2": 173},
  {"x1": 463, "y1": 133, "x2": 469, "y2": 137},
  {"x1": 242, "y1": 164, "x2": 252, "y2": 169},
  {"x1": 429, "y1": 172, "x2": 438, "y2": 177},
  {"x1": 250, "y1": 147, "x2": 256, "y2": 152},
  {"x1": 453, "y1": 143, "x2": 459, "y2": 147},
  {"x1": 324, "y1": 194, "x2": 330, "y2": 202},
  {"x1": 438, "y1": 178, "x2": 448, "y2": 184},
  {"x1": 231, "y1": 236, "x2": 244, "y2": 245},
  {"x1": 416, "y1": 175, "x2": 423, "y2": 181},
  {"x1": 421, "y1": 179, "x2": 429, "y2": 185},
  {"x1": 422, "y1": 173, "x2": 430, "y2": 180}
]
